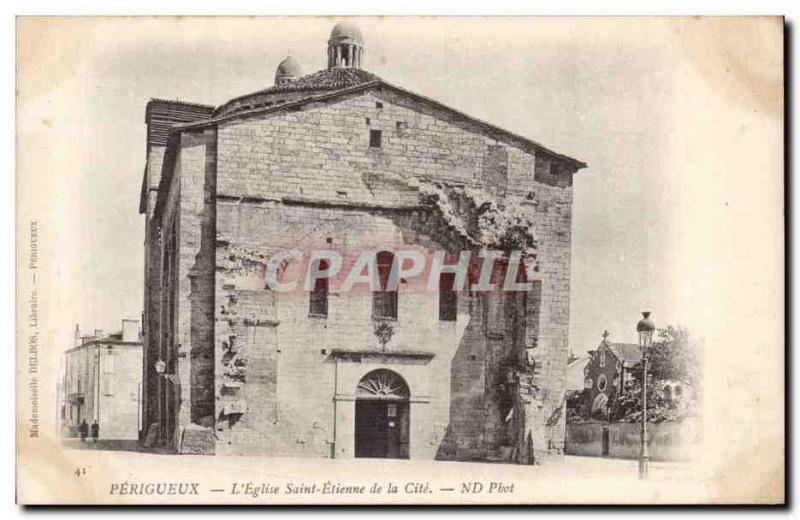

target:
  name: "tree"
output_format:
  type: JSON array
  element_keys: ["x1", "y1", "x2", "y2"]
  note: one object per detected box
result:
[
  {"x1": 614, "y1": 325, "x2": 700, "y2": 422},
  {"x1": 565, "y1": 389, "x2": 587, "y2": 423},
  {"x1": 648, "y1": 325, "x2": 698, "y2": 388}
]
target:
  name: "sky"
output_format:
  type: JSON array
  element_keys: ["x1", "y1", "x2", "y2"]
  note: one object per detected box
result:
[{"x1": 17, "y1": 17, "x2": 782, "y2": 357}]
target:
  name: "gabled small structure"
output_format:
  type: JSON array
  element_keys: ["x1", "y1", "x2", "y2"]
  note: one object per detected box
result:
[{"x1": 582, "y1": 331, "x2": 641, "y2": 420}]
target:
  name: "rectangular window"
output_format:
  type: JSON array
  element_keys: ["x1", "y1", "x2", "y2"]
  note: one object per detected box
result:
[
  {"x1": 600, "y1": 350, "x2": 606, "y2": 368},
  {"x1": 375, "y1": 101, "x2": 384, "y2": 109},
  {"x1": 369, "y1": 129, "x2": 382, "y2": 148},
  {"x1": 104, "y1": 351, "x2": 114, "y2": 374},
  {"x1": 439, "y1": 272, "x2": 457, "y2": 322},
  {"x1": 396, "y1": 121, "x2": 407, "y2": 136},
  {"x1": 309, "y1": 259, "x2": 329, "y2": 317},
  {"x1": 373, "y1": 252, "x2": 398, "y2": 319}
]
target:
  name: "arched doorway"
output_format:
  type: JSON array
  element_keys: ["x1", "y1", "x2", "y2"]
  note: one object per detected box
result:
[{"x1": 354, "y1": 369, "x2": 410, "y2": 459}]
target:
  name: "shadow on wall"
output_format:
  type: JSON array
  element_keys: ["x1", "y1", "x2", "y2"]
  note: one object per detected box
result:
[
  {"x1": 188, "y1": 130, "x2": 218, "y2": 426},
  {"x1": 436, "y1": 298, "x2": 485, "y2": 461},
  {"x1": 435, "y1": 290, "x2": 534, "y2": 462},
  {"x1": 436, "y1": 292, "x2": 523, "y2": 462}
]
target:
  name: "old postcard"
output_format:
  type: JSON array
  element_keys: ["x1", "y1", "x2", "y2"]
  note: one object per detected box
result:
[{"x1": 16, "y1": 16, "x2": 784, "y2": 505}]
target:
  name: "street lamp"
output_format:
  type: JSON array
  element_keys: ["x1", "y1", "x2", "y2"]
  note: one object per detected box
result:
[
  {"x1": 154, "y1": 359, "x2": 178, "y2": 383},
  {"x1": 153, "y1": 358, "x2": 179, "y2": 448},
  {"x1": 636, "y1": 311, "x2": 655, "y2": 479}
]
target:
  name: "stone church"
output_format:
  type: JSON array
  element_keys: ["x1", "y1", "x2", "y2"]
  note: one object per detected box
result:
[{"x1": 139, "y1": 22, "x2": 586, "y2": 460}]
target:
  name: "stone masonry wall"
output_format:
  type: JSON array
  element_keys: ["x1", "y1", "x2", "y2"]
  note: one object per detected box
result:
[
  {"x1": 156, "y1": 128, "x2": 218, "y2": 453},
  {"x1": 176, "y1": 128, "x2": 217, "y2": 452},
  {"x1": 204, "y1": 87, "x2": 575, "y2": 459},
  {"x1": 213, "y1": 202, "x2": 491, "y2": 459}
]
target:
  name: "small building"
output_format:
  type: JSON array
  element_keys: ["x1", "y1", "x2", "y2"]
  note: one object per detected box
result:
[
  {"x1": 566, "y1": 354, "x2": 590, "y2": 392},
  {"x1": 582, "y1": 331, "x2": 641, "y2": 420},
  {"x1": 658, "y1": 379, "x2": 692, "y2": 410},
  {"x1": 61, "y1": 320, "x2": 143, "y2": 440}
]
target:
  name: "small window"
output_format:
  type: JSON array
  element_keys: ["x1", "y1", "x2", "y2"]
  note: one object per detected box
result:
[
  {"x1": 600, "y1": 350, "x2": 606, "y2": 368},
  {"x1": 375, "y1": 101, "x2": 384, "y2": 109},
  {"x1": 365, "y1": 117, "x2": 371, "y2": 125},
  {"x1": 309, "y1": 259, "x2": 329, "y2": 317},
  {"x1": 104, "y1": 351, "x2": 114, "y2": 374},
  {"x1": 597, "y1": 374, "x2": 607, "y2": 392},
  {"x1": 373, "y1": 251, "x2": 397, "y2": 319},
  {"x1": 396, "y1": 121, "x2": 407, "y2": 136},
  {"x1": 439, "y1": 272, "x2": 457, "y2": 322},
  {"x1": 369, "y1": 129, "x2": 382, "y2": 148}
]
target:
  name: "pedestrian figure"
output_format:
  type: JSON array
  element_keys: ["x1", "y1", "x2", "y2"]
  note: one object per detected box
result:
[
  {"x1": 90, "y1": 421, "x2": 99, "y2": 444},
  {"x1": 79, "y1": 419, "x2": 88, "y2": 443}
]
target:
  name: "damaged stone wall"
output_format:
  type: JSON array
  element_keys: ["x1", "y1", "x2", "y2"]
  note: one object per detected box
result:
[
  {"x1": 210, "y1": 199, "x2": 482, "y2": 458},
  {"x1": 414, "y1": 183, "x2": 557, "y2": 462},
  {"x1": 214, "y1": 277, "x2": 280, "y2": 452},
  {"x1": 481, "y1": 144, "x2": 509, "y2": 197},
  {"x1": 154, "y1": 86, "x2": 579, "y2": 460}
]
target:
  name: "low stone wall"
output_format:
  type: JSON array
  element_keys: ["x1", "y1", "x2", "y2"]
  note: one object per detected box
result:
[{"x1": 565, "y1": 419, "x2": 698, "y2": 461}]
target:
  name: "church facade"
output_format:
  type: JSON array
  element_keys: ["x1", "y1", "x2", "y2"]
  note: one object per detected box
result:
[{"x1": 139, "y1": 22, "x2": 586, "y2": 460}]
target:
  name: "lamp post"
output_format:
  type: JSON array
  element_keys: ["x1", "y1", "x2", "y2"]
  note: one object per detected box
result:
[
  {"x1": 155, "y1": 359, "x2": 177, "y2": 384},
  {"x1": 154, "y1": 359, "x2": 179, "y2": 447},
  {"x1": 636, "y1": 311, "x2": 655, "y2": 479},
  {"x1": 154, "y1": 359, "x2": 166, "y2": 445}
]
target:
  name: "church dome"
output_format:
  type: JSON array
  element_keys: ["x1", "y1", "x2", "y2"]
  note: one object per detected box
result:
[
  {"x1": 329, "y1": 21, "x2": 364, "y2": 46},
  {"x1": 275, "y1": 56, "x2": 302, "y2": 85},
  {"x1": 327, "y1": 22, "x2": 364, "y2": 69},
  {"x1": 214, "y1": 21, "x2": 375, "y2": 117}
]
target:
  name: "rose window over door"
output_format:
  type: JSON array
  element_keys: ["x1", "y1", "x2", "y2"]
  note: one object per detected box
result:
[{"x1": 356, "y1": 369, "x2": 410, "y2": 400}]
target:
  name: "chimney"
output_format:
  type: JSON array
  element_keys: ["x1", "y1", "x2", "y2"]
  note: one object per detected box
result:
[
  {"x1": 122, "y1": 319, "x2": 140, "y2": 343},
  {"x1": 74, "y1": 324, "x2": 80, "y2": 348}
]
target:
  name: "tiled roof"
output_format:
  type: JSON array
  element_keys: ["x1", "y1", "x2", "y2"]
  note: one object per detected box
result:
[
  {"x1": 145, "y1": 99, "x2": 215, "y2": 146},
  {"x1": 607, "y1": 342, "x2": 642, "y2": 364},
  {"x1": 215, "y1": 68, "x2": 381, "y2": 116},
  {"x1": 275, "y1": 67, "x2": 380, "y2": 91}
]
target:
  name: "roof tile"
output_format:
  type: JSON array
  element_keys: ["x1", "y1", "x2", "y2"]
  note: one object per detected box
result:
[
  {"x1": 215, "y1": 68, "x2": 381, "y2": 117},
  {"x1": 607, "y1": 342, "x2": 642, "y2": 364}
]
